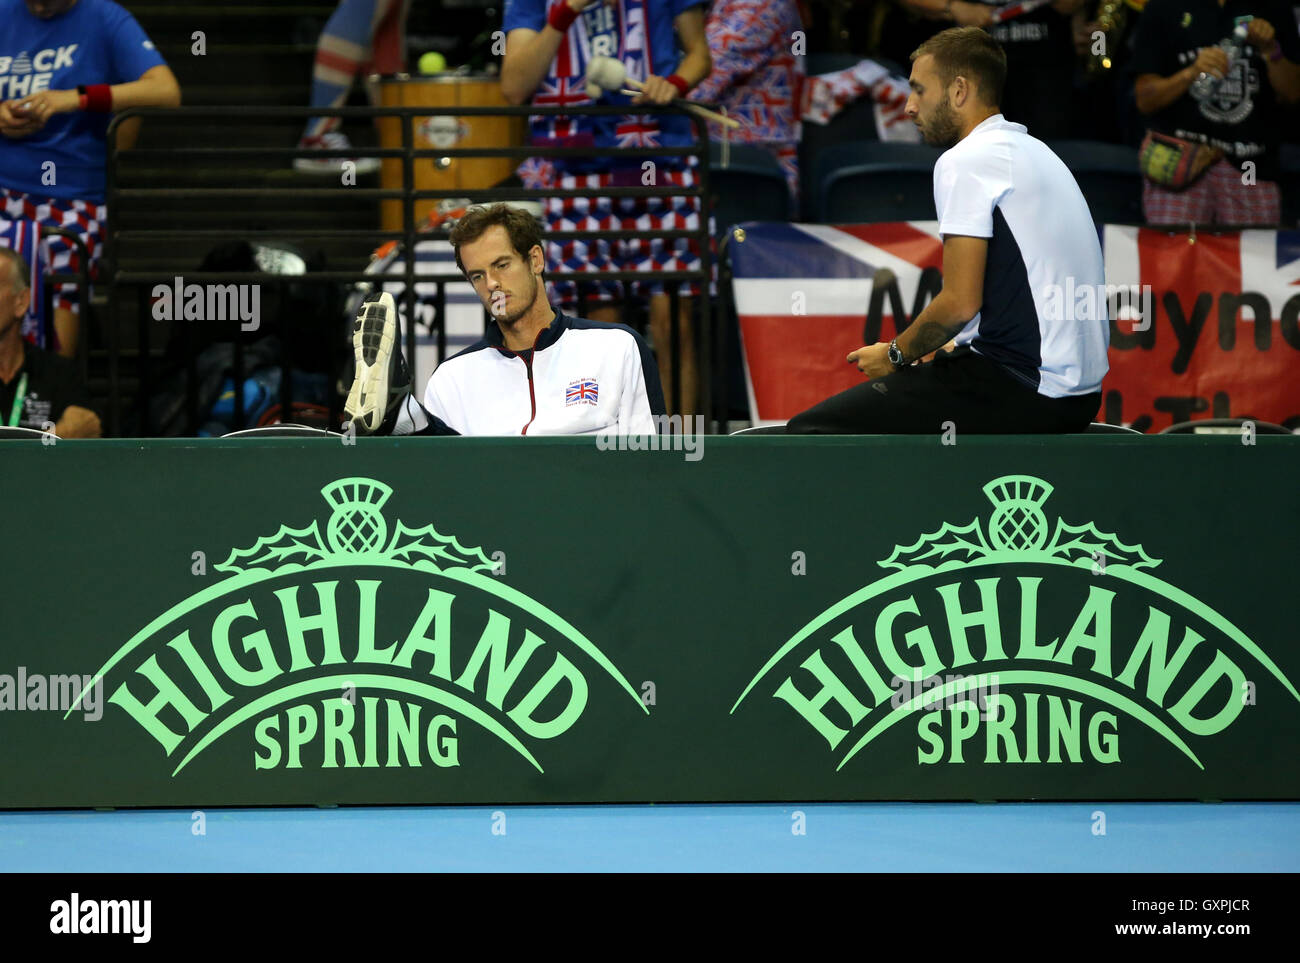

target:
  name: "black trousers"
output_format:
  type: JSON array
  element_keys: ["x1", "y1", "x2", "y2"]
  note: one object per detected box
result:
[{"x1": 786, "y1": 346, "x2": 1101, "y2": 435}]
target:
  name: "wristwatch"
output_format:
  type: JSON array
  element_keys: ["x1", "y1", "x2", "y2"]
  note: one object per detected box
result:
[{"x1": 888, "y1": 338, "x2": 908, "y2": 370}]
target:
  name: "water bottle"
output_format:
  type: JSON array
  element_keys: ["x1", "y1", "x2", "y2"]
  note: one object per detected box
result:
[{"x1": 1190, "y1": 23, "x2": 1249, "y2": 98}]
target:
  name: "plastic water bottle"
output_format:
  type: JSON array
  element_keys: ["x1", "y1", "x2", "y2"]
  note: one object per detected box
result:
[{"x1": 1190, "y1": 23, "x2": 1249, "y2": 98}]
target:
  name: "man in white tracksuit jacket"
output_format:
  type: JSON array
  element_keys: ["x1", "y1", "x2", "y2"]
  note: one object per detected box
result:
[{"x1": 346, "y1": 203, "x2": 665, "y2": 436}]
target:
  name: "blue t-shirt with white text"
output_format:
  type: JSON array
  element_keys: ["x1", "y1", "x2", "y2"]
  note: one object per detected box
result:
[{"x1": 0, "y1": 0, "x2": 166, "y2": 202}]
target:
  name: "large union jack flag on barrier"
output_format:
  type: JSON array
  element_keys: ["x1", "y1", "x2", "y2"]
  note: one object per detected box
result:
[{"x1": 728, "y1": 221, "x2": 1300, "y2": 432}]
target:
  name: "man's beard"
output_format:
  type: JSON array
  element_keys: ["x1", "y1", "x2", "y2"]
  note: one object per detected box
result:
[
  {"x1": 920, "y1": 95, "x2": 961, "y2": 148},
  {"x1": 489, "y1": 273, "x2": 538, "y2": 326}
]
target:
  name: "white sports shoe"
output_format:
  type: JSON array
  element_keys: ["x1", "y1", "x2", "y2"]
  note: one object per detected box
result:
[
  {"x1": 345, "y1": 291, "x2": 410, "y2": 434},
  {"x1": 293, "y1": 131, "x2": 381, "y2": 175}
]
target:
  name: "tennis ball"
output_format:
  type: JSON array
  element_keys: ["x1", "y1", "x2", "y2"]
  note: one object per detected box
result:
[{"x1": 418, "y1": 52, "x2": 447, "y2": 74}]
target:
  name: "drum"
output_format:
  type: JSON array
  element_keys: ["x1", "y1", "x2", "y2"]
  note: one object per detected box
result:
[{"x1": 377, "y1": 74, "x2": 526, "y2": 232}]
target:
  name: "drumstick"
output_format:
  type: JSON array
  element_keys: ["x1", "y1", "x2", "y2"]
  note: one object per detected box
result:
[{"x1": 620, "y1": 75, "x2": 741, "y2": 129}]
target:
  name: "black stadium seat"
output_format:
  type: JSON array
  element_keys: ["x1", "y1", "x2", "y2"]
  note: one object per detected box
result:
[
  {"x1": 799, "y1": 54, "x2": 892, "y2": 219},
  {"x1": 708, "y1": 142, "x2": 794, "y2": 237},
  {"x1": 812, "y1": 141, "x2": 942, "y2": 223},
  {"x1": 1046, "y1": 140, "x2": 1143, "y2": 226}
]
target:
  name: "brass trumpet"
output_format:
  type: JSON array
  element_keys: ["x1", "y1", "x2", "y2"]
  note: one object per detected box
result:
[{"x1": 1087, "y1": 0, "x2": 1146, "y2": 74}]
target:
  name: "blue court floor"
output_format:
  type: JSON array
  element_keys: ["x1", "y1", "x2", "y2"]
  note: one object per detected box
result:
[{"x1": 1, "y1": 803, "x2": 1295, "y2": 872}]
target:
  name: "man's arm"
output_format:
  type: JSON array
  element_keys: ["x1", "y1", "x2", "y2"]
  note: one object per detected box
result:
[
  {"x1": 420, "y1": 372, "x2": 467, "y2": 435},
  {"x1": 500, "y1": 0, "x2": 601, "y2": 105},
  {"x1": 103, "y1": 63, "x2": 183, "y2": 111},
  {"x1": 618, "y1": 331, "x2": 665, "y2": 432},
  {"x1": 847, "y1": 235, "x2": 987, "y2": 377},
  {"x1": 1134, "y1": 49, "x2": 1225, "y2": 114},
  {"x1": 637, "y1": 5, "x2": 712, "y2": 104},
  {"x1": 2, "y1": 64, "x2": 181, "y2": 131},
  {"x1": 1266, "y1": 54, "x2": 1300, "y2": 104},
  {"x1": 1246, "y1": 17, "x2": 1300, "y2": 105},
  {"x1": 670, "y1": 6, "x2": 713, "y2": 88},
  {"x1": 54, "y1": 405, "x2": 101, "y2": 439}
]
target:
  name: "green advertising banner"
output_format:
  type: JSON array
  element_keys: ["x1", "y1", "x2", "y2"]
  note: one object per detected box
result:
[{"x1": 1, "y1": 436, "x2": 1296, "y2": 807}]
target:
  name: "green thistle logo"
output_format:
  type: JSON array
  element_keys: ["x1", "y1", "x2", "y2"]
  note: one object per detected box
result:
[
  {"x1": 985, "y1": 475, "x2": 1050, "y2": 552},
  {"x1": 880, "y1": 474, "x2": 1160, "y2": 573},
  {"x1": 215, "y1": 476, "x2": 496, "y2": 575},
  {"x1": 323, "y1": 478, "x2": 391, "y2": 555}
]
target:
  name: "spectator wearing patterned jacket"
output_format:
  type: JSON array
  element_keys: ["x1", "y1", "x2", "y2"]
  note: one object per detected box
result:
[{"x1": 688, "y1": 0, "x2": 805, "y2": 202}]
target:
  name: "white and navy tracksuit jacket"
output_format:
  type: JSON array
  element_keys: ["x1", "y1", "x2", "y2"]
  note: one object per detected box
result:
[{"x1": 405, "y1": 310, "x2": 665, "y2": 435}]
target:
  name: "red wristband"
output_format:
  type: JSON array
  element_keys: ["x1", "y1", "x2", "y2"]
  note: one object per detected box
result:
[
  {"x1": 666, "y1": 73, "x2": 690, "y2": 97},
  {"x1": 78, "y1": 84, "x2": 112, "y2": 112},
  {"x1": 547, "y1": 2, "x2": 579, "y2": 33}
]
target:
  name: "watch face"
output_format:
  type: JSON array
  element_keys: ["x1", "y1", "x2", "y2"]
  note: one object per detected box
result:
[{"x1": 889, "y1": 344, "x2": 904, "y2": 367}]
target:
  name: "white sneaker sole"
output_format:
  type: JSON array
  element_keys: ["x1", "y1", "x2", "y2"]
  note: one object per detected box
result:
[{"x1": 345, "y1": 292, "x2": 398, "y2": 433}]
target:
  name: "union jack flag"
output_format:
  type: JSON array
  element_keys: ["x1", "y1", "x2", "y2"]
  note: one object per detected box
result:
[
  {"x1": 614, "y1": 115, "x2": 661, "y2": 148},
  {"x1": 566, "y1": 379, "x2": 599, "y2": 405},
  {"x1": 534, "y1": 76, "x2": 590, "y2": 110}
]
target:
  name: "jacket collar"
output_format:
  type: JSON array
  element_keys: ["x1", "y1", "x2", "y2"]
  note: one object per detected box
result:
[{"x1": 485, "y1": 307, "x2": 569, "y2": 356}]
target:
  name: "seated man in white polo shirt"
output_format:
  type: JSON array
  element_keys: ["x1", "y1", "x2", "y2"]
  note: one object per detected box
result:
[
  {"x1": 787, "y1": 26, "x2": 1109, "y2": 434},
  {"x1": 345, "y1": 203, "x2": 665, "y2": 436}
]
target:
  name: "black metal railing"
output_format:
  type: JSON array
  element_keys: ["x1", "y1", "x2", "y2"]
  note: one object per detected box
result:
[{"x1": 104, "y1": 103, "x2": 718, "y2": 436}]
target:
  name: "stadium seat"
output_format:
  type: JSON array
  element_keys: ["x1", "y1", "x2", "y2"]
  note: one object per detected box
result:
[
  {"x1": 812, "y1": 141, "x2": 943, "y2": 223},
  {"x1": 729, "y1": 424, "x2": 788, "y2": 435},
  {"x1": 1046, "y1": 140, "x2": 1143, "y2": 226},
  {"x1": 1085, "y1": 422, "x2": 1144, "y2": 434},
  {"x1": 708, "y1": 142, "x2": 794, "y2": 237},
  {"x1": 1160, "y1": 418, "x2": 1293, "y2": 435},
  {"x1": 221, "y1": 425, "x2": 342, "y2": 438},
  {"x1": 0, "y1": 427, "x2": 49, "y2": 440},
  {"x1": 799, "y1": 55, "x2": 892, "y2": 219}
]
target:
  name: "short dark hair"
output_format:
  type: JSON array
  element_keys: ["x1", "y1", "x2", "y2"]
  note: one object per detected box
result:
[
  {"x1": 911, "y1": 26, "x2": 1006, "y2": 108},
  {"x1": 447, "y1": 203, "x2": 545, "y2": 276},
  {"x1": 0, "y1": 245, "x2": 29, "y2": 293}
]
